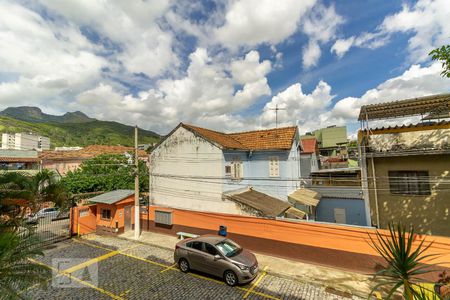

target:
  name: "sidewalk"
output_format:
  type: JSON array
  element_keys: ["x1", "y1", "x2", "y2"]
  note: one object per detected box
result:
[{"x1": 119, "y1": 230, "x2": 373, "y2": 298}]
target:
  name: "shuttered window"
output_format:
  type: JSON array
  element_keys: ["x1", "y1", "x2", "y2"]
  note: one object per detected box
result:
[
  {"x1": 231, "y1": 158, "x2": 243, "y2": 180},
  {"x1": 155, "y1": 210, "x2": 172, "y2": 225},
  {"x1": 269, "y1": 156, "x2": 279, "y2": 177}
]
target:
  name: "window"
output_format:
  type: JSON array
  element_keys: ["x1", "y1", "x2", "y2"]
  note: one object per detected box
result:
[
  {"x1": 231, "y1": 158, "x2": 243, "y2": 180},
  {"x1": 101, "y1": 209, "x2": 111, "y2": 220},
  {"x1": 388, "y1": 171, "x2": 430, "y2": 195},
  {"x1": 204, "y1": 243, "x2": 218, "y2": 255},
  {"x1": 269, "y1": 156, "x2": 279, "y2": 177},
  {"x1": 187, "y1": 241, "x2": 203, "y2": 251},
  {"x1": 79, "y1": 208, "x2": 89, "y2": 218},
  {"x1": 155, "y1": 210, "x2": 172, "y2": 225},
  {"x1": 216, "y1": 239, "x2": 242, "y2": 257},
  {"x1": 225, "y1": 165, "x2": 232, "y2": 176}
]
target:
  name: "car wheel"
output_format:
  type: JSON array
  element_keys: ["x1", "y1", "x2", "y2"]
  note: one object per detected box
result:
[
  {"x1": 224, "y1": 270, "x2": 238, "y2": 286},
  {"x1": 178, "y1": 258, "x2": 190, "y2": 273}
]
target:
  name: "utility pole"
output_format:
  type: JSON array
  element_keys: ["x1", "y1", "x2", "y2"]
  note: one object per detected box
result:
[
  {"x1": 268, "y1": 104, "x2": 286, "y2": 128},
  {"x1": 134, "y1": 126, "x2": 140, "y2": 239}
]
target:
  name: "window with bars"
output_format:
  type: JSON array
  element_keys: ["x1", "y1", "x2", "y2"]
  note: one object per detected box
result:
[
  {"x1": 388, "y1": 171, "x2": 431, "y2": 195},
  {"x1": 269, "y1": 156, "x2": 279, "y2": 177}
]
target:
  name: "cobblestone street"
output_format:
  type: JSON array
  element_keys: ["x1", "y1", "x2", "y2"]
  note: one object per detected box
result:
[{"x1": 25, "y1": 235, "x2": 363, "y2": 300}]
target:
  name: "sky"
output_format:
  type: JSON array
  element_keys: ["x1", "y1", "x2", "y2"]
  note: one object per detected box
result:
[{"x1": 0, "y1": 0, "x2": 449, "y2": 138}]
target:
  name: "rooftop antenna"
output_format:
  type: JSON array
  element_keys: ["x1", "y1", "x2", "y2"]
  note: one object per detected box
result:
[{"x1": 268, "y1": 104, "x2": 286, "y2": 128}]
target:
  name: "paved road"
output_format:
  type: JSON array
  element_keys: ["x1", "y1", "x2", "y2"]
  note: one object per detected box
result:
[{"x1": 25, "y1": 235, "x2": 362, "y2": 300}]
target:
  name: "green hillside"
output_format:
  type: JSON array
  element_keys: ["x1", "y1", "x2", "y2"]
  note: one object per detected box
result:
[{"x1": 0, "y1": 116, "x2": 160, "y2": 148}]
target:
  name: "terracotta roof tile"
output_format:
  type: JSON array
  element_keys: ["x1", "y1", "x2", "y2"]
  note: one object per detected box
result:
[
  {"x1": 0, "y1": 157, "x2": 40, "y2": 163},
  {"x1": 182, "y1": 124, "x2": 246, "y2": 149},
  {"x1": 39, "y1": 145, "x2": 147, "y2": 161},
  {"x1": 182, "y1": 123, "x2": 297, "y2": 151},
  {"x1": 301, "y1": 138, "x2": 318, "y2": 154}
]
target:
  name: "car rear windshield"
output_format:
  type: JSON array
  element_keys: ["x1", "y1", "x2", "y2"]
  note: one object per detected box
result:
[{"x1": 215, "y1": 239, "x2": 241, "y2": 257}]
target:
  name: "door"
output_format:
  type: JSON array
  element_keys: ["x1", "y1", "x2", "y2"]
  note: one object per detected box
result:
[
  {"x1": 334, "y1": 208, "x2": 346, "y2": 224},
  {"x1": 124, "y1": 206, "x2": 132, "y2": 232},
  {"x1": 202, "y1": 243, "x2": 225, "y2": 277},
  {"x1": 187, "y1": 241, "x2": 208, "y2": 272}
]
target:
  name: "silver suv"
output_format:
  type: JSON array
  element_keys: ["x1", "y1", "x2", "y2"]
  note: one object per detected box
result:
[{"x1": 174, "y1": 235, "x2": 258, "y2": 286}]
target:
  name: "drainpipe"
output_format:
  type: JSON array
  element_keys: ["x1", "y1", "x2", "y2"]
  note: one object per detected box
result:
[{"x1": 370, "y1": 157, "x2": 380, "y2": 227}]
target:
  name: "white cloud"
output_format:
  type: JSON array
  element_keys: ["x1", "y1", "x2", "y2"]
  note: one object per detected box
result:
[
  {"x1": 330, "y1": 37, "x2": 355, "y2": 58},
  {"x1": 215, "y1": 0, "x2": 316, "y2": 49},
  {"x1": 261, "y1": 80, "x2": 335, "y2": 131},
  {"x1": 329, "y1": 62, "x2": 450, "y2": 122},
  {"x1": 302, "y1": 3, "x2": 344, "y2": 68},
  {"x1": 231, "y1": 51, "x2": 271, "y2": 84},
  {"x1": 41, "y1": 0, "x2": 178, "y2": 78},
  {"x1": 0, "y1": 1, "x2": 106, "y2": 111},
  {"x1": 332, "y1": 0, "x2": 450, "y2": 61},
  {"x1": 261, "y1": 62, "x2": 449, "y2": 133},
  {"x1": 70, "y1": 48, "x2": 272, "y2": 133},
  {"x1": 302, "y1": 41, "x2": 321, "y2": 69}
]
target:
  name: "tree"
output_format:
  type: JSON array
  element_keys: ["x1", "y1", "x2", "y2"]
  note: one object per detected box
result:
[
  {"x1": 0, "y1": 170, "x2": 65, "y2": 299},
  {"x1": 368, "y1": 223, "x2": 438, "y2": 299},
  {"x1": 62, "y1": 154, "x2": 149, "y2": 195},
  {"x1": 429, "y1": 45, "x2": 450, "y2": 78},
  {"x1": 0, "y1": 170, "x2": 69, "y2": 227},
  {"x1": 0, "y1": 225, "x2": 51, "y2": 300}
]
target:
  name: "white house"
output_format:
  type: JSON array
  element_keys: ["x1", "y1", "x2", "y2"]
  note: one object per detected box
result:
[{"x1": 149, "y1": 123, "x2": 313, "y2": 219}]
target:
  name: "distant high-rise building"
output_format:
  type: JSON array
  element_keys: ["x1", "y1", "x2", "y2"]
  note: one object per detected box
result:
[{"x1": 1, "y1": 133, "x2": 50, "y2": 151}]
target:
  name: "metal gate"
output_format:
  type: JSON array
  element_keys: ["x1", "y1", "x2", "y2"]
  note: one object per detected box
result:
[{"x1": 33, "y1": 212, "x2": 71, "y2": 244}]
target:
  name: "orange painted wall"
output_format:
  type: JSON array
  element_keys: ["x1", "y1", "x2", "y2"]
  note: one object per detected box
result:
[
  {"x1": 71, "y1": 205, "x2": 97, "y2": 235},
  {"x1": 148, "y1": 206, "x2": 450, "y2": 268},
  {"x1": 96, "y1": 196, "x2": 134, "y2": 230}
]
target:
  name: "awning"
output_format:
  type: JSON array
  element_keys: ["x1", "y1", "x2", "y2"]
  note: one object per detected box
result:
[
  {"x1": 288, "y1": 188, "x2": 321, "y2": 206},
  {"x1": 284, "y1": 207, "x2": 307, "y2": 219}
]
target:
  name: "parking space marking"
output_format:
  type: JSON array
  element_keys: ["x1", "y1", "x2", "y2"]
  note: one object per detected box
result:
[
  {"x1": 29, "y1": 258, "x2": 124, "y2": 300},
  {"x1": 76, "y1": 238, "x2": 280, "y2": 300},
  {"x1": 63, "y1": 250, "x2": 120, "y2": 273},
  {"x1": 160, "y1": 263, "x2": 177, "y2": 273},
  {"x1": 119, "y1": 289, "x2": 131, "y2": 297},
  {"x1": 243, "y1": 266, "x2": 268, "y2": 299}
]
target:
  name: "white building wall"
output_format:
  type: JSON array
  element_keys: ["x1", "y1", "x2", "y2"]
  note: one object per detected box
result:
[
  {"x1": 150, "y1": 127, "x2": 240, "y2": 214},
  {"x1": 38, "y1": 136, "x2": 50, "y2": 150},
  {"x1": 15, "y1": 133, "x2": 39, "y2": 150},
  {"x1": 1, "y1": 133, "x2": 15, "y2": 149}
]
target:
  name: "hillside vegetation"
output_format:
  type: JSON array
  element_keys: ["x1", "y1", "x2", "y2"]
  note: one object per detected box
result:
[{"x1": 0, "y1": 116, "x2": 159, "y2": 148}]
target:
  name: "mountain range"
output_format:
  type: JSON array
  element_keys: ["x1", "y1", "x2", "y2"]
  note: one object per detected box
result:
[{"x1": 0, "y1": 106, "x2": 160, "y2": 148}]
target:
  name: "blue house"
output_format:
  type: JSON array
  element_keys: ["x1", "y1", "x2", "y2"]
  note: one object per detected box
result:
[{"x1": 149, "y1": 123, "x2": 306, "y2": 218}]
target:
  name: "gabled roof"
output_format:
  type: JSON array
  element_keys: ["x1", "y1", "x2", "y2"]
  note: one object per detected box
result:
[
  {"x1": 181, "y1": 123, "x2": 297, "y2": 151},
  {"x1": 182, "y1": 124, "x2": 246, "y2": 149},
  {"x1": 88, "y1": 189, "x2": 134, "y2": 204},
  {"x1": 300, "y1": 138, "x2": 318, "y2": 154}
]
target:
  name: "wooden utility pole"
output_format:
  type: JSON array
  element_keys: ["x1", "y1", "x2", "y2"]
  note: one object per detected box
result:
[
  {"x1": 268, "y1": 104, "x2": 286, "y2": 128},
  {"x1": 134, "y1": 126, "x2": 140, "y2": 239}
]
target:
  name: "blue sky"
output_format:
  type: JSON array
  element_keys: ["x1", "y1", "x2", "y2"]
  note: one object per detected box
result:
[{"x1": 0, "y1": 0, "x2": 449, "y2": 137}]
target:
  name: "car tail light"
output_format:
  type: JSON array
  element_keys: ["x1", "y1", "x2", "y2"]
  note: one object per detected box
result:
[{"x1": 175, "y1": 244, "x2": 180, "y2": 249}]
